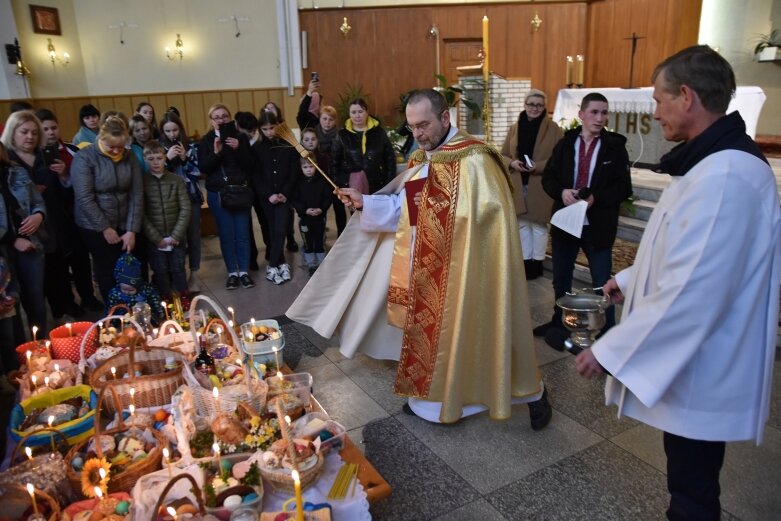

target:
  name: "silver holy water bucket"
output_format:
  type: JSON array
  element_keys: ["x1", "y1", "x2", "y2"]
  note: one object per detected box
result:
[{"x1": 555, "y1": 292, "x2": 611, "y2": 354}]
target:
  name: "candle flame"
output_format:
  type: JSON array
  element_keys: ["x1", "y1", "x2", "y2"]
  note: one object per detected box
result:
[
  {"x1": 45, "y1": 340, "x2": 50, "y2": 348},
  {"x1": 276, "y1": 371, "x2": 283, "y2": 379},
  {"x1": 94, "y1": 486, "x2": 103, "y2": 499},
  {"x1": 26, "y1": 483, "x2": 34, "y2": 495},
  {"x1": 48, "y1": 415, "x2": 54, "y2": 426},
  {"x1": 44, "y1": 376, "x2": 50, "y2": 386},
  {"x1": 212, "y1": 387, "x2": 219, "y2": 399},
  {"x1": 111, "y1": 366, "x2": 116, "y2": 375},
  {"x1": 130, "y1": 387, "x2": 135, "y2": 398},
  {"x1": 166, "y1": 506, "x2": 177, "y2": 518},
  {"x1": 25, "y1": 447, "x2": 32, "y2": 459},
  {"x1": 284, "y1": 415, "x2": 291, "y2": 425},
  {"x1": 54, "y1": 363, "x2": 60, "y2": 372},
  {"x1": 129, "y1": 404, "x2": 135, "y2": 416},
  {"x1": 291, "y1": 469, "x2": 300, "y2": 482},
  {"x1": 227, "y1": 306, "x2": 234, "y2": 313},
  {"x1": 99, "y1": 468, "x2": 107, "y2": 479},
  {"x1": 228, "y1": 320, "x2": 234, "y2": 328},
  {"x1": 31, "y1": 374, "x2": 37, "y2": 385},
  {"x1": 212, "y1": 442, "x2": 220, "y2": 455},
  {"x1": 32, "y1": 325, "x2": 38, "y2": 335},
  {"x1": 26, "y1": 350, "x2": 31, "y2": 360},
  {"x1": 162, "y1": 447, "x2": 170, "y2": 459}
]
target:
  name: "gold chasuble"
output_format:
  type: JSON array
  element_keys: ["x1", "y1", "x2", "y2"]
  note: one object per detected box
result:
[{"x1": 390, "y1": 131, "x2": 541, "y2": 423}]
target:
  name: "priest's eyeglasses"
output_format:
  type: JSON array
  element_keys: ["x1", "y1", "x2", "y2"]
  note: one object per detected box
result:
[{"x1": 405, "y1": 110, "x2": 446, "y2": 133}]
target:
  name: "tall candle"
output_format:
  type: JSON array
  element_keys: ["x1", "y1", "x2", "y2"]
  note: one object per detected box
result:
[
  {"x1": 32, "y1": 325, "x2": 38, "y2": 343},
  {"x1": 163, "y1": 447, "x2": 172, "y2": 478},
  {"x1": 65, "y1": 322, "x2": 73, "y2": 337},
  {"x1": 26, "y1": 350, "x2": 32, "y2": 371},
  {"x1": 272, "y1": 346, "x2": 280, "y2": 371},
  {"x1": 576, "y1": 55, "x2": 585, "y2": 85},
  {"x1": 566, "y1": 56, "x2": 573, "y2": 85},
  {"x1": 25, "y1": 446, "x2": 33, "y2": 461},
  {"x1": 482, "y1": 15, "x2": 489, "y2": 83},
  {"x1": 227, "y1": 307, "x2": 236, "y2": 325},
  {"x1": 110, "y1": 366, "x2": 117, "y2": 380},
  {"x1": 31, "y1": 374, "x2": 37, "y2": 388},
  {"x1": 129, "y1": 387, "x2": 135, "y2": 407},
  {"x1": 26, "y1": 483, "x2": 38, "y2": 515},
  {"x1": 291, "y1": 469, "x2": 304, "y2": 521},
  {"x1": 212, "y1": 386, "x2": 219, "y2": 413},
  {"x1": 129, "y1": 404, "x2": 135, "y2": 419},
  {"x1": 212, "y1": 442, "x2": 222, "y2": 471},
  {"x1": 45, "y1": 340, "x2": 51, "y2": 359}
]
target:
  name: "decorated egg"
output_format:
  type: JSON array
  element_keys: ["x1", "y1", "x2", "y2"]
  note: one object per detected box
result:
[
  {"x1": 242, "y1": 493, "x2": 258, "y2": 504},
  {"x1": 220, "y1": 458, "x2": 233, "y2": 474},
  {"x1": 232, "y1": 460, "x2": 250, "y2": 479},
  {"x1": 72, "y1": 456, "x2": 84, "y2": 471},
  {"x1": 115, "y1": 500, "x2": 130, "y2": 516},
  {"x1": 222, "y1": 495, "x2": 242, "y2": 510}
]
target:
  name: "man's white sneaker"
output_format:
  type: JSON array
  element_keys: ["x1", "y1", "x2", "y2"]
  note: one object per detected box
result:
[
  {"x1": 279, "y1": 263, "x2": 291, "y2": 282},
  {"x1": 266, "y1": 266, "x2": 278, "y2": 282},
  {"x1": 272, "y1": 270, "x2": 285, "y2": 285}
]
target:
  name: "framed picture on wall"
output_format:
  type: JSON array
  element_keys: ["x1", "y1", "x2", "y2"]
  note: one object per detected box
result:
[{"x1": 30, "y1": 5, "x2": 61, "y2": 35}]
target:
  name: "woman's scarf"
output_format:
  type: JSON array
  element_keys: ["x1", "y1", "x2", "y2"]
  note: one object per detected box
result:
[
  {"x1": 516, "y1": 109, "x2": 545, "y2": 184},
  {"x1": 98, "y1": 140, "x2": 125, "y2": 163}
]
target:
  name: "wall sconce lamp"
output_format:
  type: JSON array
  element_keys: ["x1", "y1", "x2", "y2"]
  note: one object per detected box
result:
[
  {"x1": 340, "y1": 17, "x2": 351, "y2": 36},
  {"x1": 5, "y1": 38, "x2": 31, "y2": 76},
  {"x1": 165, "y1": 34, "x2": 184, "y2": 61},
  {"x1": 47, "y1": 38, "x2": 70, "y2": 66},
  {"x1": 531, "y1": 11, "x2": 542, "y2": 32}
]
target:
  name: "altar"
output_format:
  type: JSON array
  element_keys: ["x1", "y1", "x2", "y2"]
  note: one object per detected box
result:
[{"x1": 552, "y1": 86, "x2": 766, "y2": 166}]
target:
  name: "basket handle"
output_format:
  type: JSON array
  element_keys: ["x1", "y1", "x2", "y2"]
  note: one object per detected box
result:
[
  {"x1": 188, "y1": 295, "x2": 241, "y2": 351},
  {"x1": 93, "y1": 382, "x2": 126, "y2": 458},
  {"x1": 235, "y1": 401, "x2": 259, "y2": 419},
  {"x1": 4, "y1": 483, "x2": 60, "y2": 521},
  {"x1": 106, "y1": 303, "x2": 131, "y2": 316},
  {"x1": 149, "y1": 473, "x2": 206, "y2": 521},
  {"x1": 78, "y1": 314, "x2": 145, "y2": 378},
  {"x1": 9, "y1": 426, "x2": 69, "y2": 466},
  {"x1": 204, "y1": 318, "x2": 233, "y2": 346},
  {"x1": 157, "y1": 320, "x2": 185, "y2": 337}
]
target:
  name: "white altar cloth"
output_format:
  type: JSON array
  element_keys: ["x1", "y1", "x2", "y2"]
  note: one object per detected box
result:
[{"x1": 552, "y1": 86, "x2": 766, "y2": 138}]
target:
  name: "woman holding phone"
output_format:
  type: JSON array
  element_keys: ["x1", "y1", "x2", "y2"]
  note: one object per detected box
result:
[
  {"x1": 501, "y1": 89, "x2": 563, "y2": 280},
  {"x1": 198, "y1": 104, "x2": 255, "y2": 290}
]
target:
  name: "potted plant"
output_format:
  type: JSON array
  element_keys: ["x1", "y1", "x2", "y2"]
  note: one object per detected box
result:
[
  {"x1": 754, "y1": 29, "x2": 779, "y2": 61},
  {"x1": 434, "y1": 74, "x2": 482, "y2": 122}
]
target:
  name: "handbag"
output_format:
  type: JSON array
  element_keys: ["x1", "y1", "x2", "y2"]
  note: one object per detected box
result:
[{"x1": 219, "y1": 184, "x2": 253, "y2": 210}]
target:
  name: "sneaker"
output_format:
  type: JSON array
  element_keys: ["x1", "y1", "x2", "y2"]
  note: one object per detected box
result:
[
  {"x1": 225, "y1": 275, "x2": 240, "y2": 290},
  {"x1": 528, "y1": 389, "x2": 552, "y2": 431},
  {"x1": 272, "y1": 270, "x2": 285, "y2": 285},
  {"x1": 279, "y1": 263, "x2": 292, "y2": 282},
  {"x1": 266, "y1": 266, "x2": 277, "y2": 282},
  {"x1": 240, "y1": 273, "x2": 255, "y2": 288}
]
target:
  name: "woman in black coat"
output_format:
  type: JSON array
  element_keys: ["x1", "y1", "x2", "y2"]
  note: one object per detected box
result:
[{"x1": 330, "y1": 98, "x2": 396, "y2": 195}]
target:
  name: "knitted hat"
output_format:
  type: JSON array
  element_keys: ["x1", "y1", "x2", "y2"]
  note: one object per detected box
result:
[
  {"x1": 525, "y1": 89, "x2": 547, "y2": 103},
  {"x1": 114, "y1": 254, "x2": 142, "y2": 287}
]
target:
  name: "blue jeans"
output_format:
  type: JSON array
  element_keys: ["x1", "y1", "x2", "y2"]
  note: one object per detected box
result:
[
  {"x1": 147, "y1": 243, "x2": 187, "y2": 296},
  {"x1": 551, "y1": 226, "x2": 615, "y2": 330},
  {"x1": 8, "y1": 248, "x2": 46, "y2": 335},
  {"x1": 207, "y1": 190, "x2": 250, "y2": 274}
]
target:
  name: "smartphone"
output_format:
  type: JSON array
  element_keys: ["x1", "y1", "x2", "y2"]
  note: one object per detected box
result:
[
  {"x1": 218, "y1": 122, "x2": 238, "y2": 143},
  {"x1": 311, "y1": 71, "x2": 319, "y2": 83},
  {"x1": 42, "y1": 144, "x2": 59, "y2": 166},
  {"x1": 523, "y1": 154, "x2": 535, "y2": 169}
]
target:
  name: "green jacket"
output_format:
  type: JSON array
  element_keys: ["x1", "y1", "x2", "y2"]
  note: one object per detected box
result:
[{"x1": 142, "y1": 170, "x2": 191, "y2": 245}]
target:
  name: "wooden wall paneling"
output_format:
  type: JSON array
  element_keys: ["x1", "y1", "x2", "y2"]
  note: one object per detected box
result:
[
  {"x1": 165, "y1": 93, "x2": 186, "y2": 128},
  {"x1": 237, "y1": 91, "x2": 255, "y2": 115},
  {"x1": 184, "y1": 93, "x2": 206, "y2": 137},
  {"x1": 148, "y1": 95, "x2": 168, "y2": 120},
  {"x1": 110, "y1": 97, "x2": 134, "y2": 119},
  {"x1": 54, "y1": 100, "x2": 79, "y2": 140},
  {"x1": 218, "y1": 91, "x2": 240, "y2": 114},
  {"x1": 253, "y1": 91, "x2": 268, "y2": 118}
]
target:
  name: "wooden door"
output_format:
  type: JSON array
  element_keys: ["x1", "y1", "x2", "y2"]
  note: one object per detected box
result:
[{"x1": 442, "y1": 39, "x2": 483, "y2": 86}]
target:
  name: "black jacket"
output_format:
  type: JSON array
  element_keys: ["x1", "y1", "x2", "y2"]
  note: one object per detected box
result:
[
  {"x1": 330, "y1": 124, "x2": 396, "y2": 193},
  {"x1": 542, "y1": 127, "x2": 632, "y2": 249},
  {"x1": 251, "y1": 138, "x2": 300, "y2": 201},
  {"x1": 198, "y1": 128, "x2": 254, "y2": 193},
  {"x1": 292, "y1": 174, "x2": 332, "y2": 221}
]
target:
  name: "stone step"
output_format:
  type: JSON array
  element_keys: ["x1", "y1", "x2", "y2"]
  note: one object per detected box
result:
[
  {"x1": 621, "y1": 199, "x2": 655, "y2": 222},
  {"x1": 616, "y1": 215, "x2": 646, "y2": 242}
]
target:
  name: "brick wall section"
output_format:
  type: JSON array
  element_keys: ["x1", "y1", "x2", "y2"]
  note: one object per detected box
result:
[{"x1": 458, "y1": 73, "x2": 531, "y2": 148}]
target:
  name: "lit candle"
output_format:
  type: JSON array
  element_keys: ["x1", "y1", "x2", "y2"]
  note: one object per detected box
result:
[
  {"x1": 163, "y1": 447, "x2": 172, "y2": 478},
  {"x1": 212, "y1": 386, "x2": 219, "y2": 413},
  {"x1": 26, "y1": 483, "x2": 38, "y2": 515},
  {"x1": 167, "y1": 506, "x2": 178, "y2": 521},
  {"x1": 48, "y1": 415, "x2": 55, "y2": 450},
  {"x1": 153, "y1": 328, "x2": 159, "y2": 337},
  {"x1": 576, "y1": 55, "x2": 585, "y2": 85},
  {"x1": 566, "y1": 56, "x2": 573, "y2": 85},
  {"x1": 276, "y1": 371, "x2": 283, "y2": 380},
  {"x1": 163, "y1": 301, "x2": 171, "y2": 321},
  {"x1": 26, "y1": 350, "x2": 32, "y2": 371},
  {"x1": 45, "y1": 340, "x2": 51, "y2": 359},
  {"x1": 272, "y1": 346, "x2": 281, "y2": 372},
  {"x1": 48, "y1": 415, "x2": 54, "y2": 428},
  {"x1": 44, "y1": 376, "x2": 50, "y2": 388},
  {"x1": 200, "y1": 310, "x2": 206, "y2": 329},
  {"x1": 99, "y1": 467, "x2": 107, "y2": 481},
  {"x1": 228, "y1": 320, "x2": 234, "y2": 330},
  {"x1": 110, "y1": 366, "x2": 117, "y2": 380},
  {"x1": 227, "y1": 306, "x2": 236, "y2": 324},
  {"x1": 482, "y1": 15, "x2": 490, "y2": 83},
  {"x1": 216, "y1": 326, "x2": 223, "y2": 345},
  {"x1": 129, "y1": 403, "x2": 135, "y2": 419},
  {"x1": 65, "y1": 322, "x2": 73, "y2": 337},
  {"x1": 291, "y1": 469, "x2": 304, "y2": 521},
  {"x1": 212, "y1": 442, "x2": 222, "y2": 471},
  {"x1": 32, "y1": 325, "x2": 38, "y2": 343},
  {"x1": 284, "y1": 415, "x2": 291, "y2": 427},
  {"x1": 53, "y1": 363, "x2": 59, "y2": 372},
  {"x1": 94, "y1": 485, "x2": 104, "y2": 507},
  {"x1": 129, "y1": 387, "x2": 135, "y2": 407},
  {"x1": 25, "y1": 446, "x2": 33, "y2": 461},
  {"x1": 31, "y1": 374, "x2": 37, "y2": 388}
]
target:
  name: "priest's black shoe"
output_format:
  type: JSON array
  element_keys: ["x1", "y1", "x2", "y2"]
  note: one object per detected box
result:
[
  {"x1": 528, "y1": 389, "x2": 552, "y2": 431},
  {"x1": 533, "y1": 320, "x2": 554, "y2": 337},
  {"x1": 544, "y1": 328, "x2": 570, "y2": 352}
]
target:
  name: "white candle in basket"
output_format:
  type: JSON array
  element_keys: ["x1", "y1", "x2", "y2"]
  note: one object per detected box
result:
[
  {"x1": 54, "y1": 363, "x2": 59, "y2": 373},
  {"x1": 65, "y1": 323, "x2": 73, "y2": 337},
  {"x1": 25, "y1": 447, "x2": 33, "y2": 461},
  {"x1": 161, "y1": 301, "x2": 169, "y2": 321},
  {"x1": 110, "y1": 366, "x2": 117, "y2": 380},
  {"x1": 163, "y1": 447, "x2": 172, "y2": 478},
  {"x1": 273, "y1": 346, "x2": 280, "y2": 372},
  {"x1": 26, "y1": 483, "x2": 38, "y2": 515},
  {"x1": 31, "y1": 374, "x2": 37, "y2": 388},
  {"x1": 129, "y1": 387, "x2": 135, "y2": 407},
  {"x1": 167, "y1": 506, "x2": 178, "y2": 521},
  {"x1": 32, "y1": 325, "x2": 38, "y2": 343},
  {"x1": 47, "y1": 415, "x2": 55, "y2": 450},
  {"x1": 26, "y1": 350, "x2": 31, "y2": 371},
  {"x1": 212, "y1": 386, "x2": 219, "y2": 413},
  {"x1": 45, "y1": 340, "x2": 51, "y2": 359},
  {"x1": 228, "y1": 306, "x2": 236, "y2": 325}
]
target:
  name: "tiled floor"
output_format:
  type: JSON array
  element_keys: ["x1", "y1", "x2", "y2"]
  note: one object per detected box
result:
[{"x1": 192, "y1": 213, "x2": 781, "y2": 521}]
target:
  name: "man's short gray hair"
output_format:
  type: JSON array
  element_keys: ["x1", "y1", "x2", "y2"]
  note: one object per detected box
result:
[
  {"x1": 652, "y1": 45, "x2": 735, "y2": 113},
  {"x1": 407, "y1": 89, "x2": 449, "y2": 116}
]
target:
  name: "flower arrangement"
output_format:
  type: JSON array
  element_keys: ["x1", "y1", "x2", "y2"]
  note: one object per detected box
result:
[{"x1": 81, "y1": 457, "x2": 111, "y2": 497}]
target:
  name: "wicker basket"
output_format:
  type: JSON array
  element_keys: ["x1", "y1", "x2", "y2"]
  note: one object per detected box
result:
[
  {"x1": 259, "y1": 452, "x2": 325, "y2": 494},
  {"x1": 66, "y1": 383, "x2": 164, "y2": 496},
  {"x1": 87, "y1": 334, "x2": 186, "y2": 414},
  {"x1": 149, "y1": 320, "x2": 196, "y2": 359},
  {"x1": 150, "y1": 473, "x2": 206, "y2": 521},
  {"x1": 77, "y1": 314, "x2": 145, "y2": 377},
  {"x1": 10, "y1": 385, "x2": 98, "y2": 448},
  {"x1": 0, "y1": 483, "x2": 60, "y2": 521},
  {"x1": 51, "y1": 321, "x2": 99, "y2": 364},
  {"x1": 1, "y1": 427, "x2": 74, "y2": 504}
]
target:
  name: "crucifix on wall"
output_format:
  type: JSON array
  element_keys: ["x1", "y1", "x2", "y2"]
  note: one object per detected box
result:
[{"x1": 623, "y1": 32, "x2": 646, "y2": 88}]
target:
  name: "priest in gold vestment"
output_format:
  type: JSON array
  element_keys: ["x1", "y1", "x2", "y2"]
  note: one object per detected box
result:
[{"x1": 287, "y1": 89, "x2": 551, "y2": 427}]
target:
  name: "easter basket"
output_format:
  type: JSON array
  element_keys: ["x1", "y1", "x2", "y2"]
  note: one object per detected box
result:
[
  {"x1": 150, "y1": 473, "x2": 207, "y2": 521},
  {"x1": 1, "y1": 427, "x2": 74, "y2": 504},
  {"x1": 10, "y1": 385, "x2": 98, "y2": 448},
  {"x1": 0, "y1": 483, "x2": 61, "y2": 521},
  {"x1": 149, "y1": 320, "x2": 196, "y2": 359},
  {"x1": 87, "y1": 333, "x2": 187, "y2": 414},
  {"x1": 183, "y1": 295, "x2": 267, "y2": 418},
  {"x1": 50, "y1": 321, "x2": 99, "y2": 364},
  {"x1": 66, "y1": 383, "x2": 165, "y2": 496}
]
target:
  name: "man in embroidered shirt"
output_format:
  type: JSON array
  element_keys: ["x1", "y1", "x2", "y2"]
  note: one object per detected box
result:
[
  {"x1": 536, "y1": 92, "x2": 632, "y2": 348},
  {"x1": 288, "y1": 89, "x2": 551, "y2": 427}
]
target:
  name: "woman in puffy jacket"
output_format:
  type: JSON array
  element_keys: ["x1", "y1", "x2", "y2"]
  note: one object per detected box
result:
[
  {"x1": 70, "y1": 113, "x2": 143, "y2": 302},
  {"x1": 330, "y1": 98, "x2": 396, "y2": 195}
]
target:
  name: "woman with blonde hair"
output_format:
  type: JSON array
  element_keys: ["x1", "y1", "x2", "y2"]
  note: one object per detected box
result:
[
  {"x1": 0, "y1": 113, "x2": 48, "y2": 334},
  {"x1": 71, "y1": 113, "x2": 143, "y2": 301},
  {"x1": 198, "y1": 103, "x2": 255, "y2": 289},
  {"x1": 501, "y1": 89, "x2": 563, "y2": 280}
]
